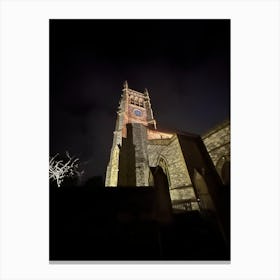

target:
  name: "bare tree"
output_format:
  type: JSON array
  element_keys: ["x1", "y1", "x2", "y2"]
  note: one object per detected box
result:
[{"x1": 49, "y1": 151, "x2": 84, "y2": 187}]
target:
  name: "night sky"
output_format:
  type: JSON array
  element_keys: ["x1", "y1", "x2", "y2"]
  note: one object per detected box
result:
[{"x1": 50, "y1": 19, "x2": 230, "y2": 181}]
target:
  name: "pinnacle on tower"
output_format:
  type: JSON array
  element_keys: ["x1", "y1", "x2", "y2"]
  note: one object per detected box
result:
[
  {"x1": 123, "y1": 80, "x2": 128, "y2": 90},
  {"x1": 144, "y1": 88, "x2": 149, "y2": 96}
]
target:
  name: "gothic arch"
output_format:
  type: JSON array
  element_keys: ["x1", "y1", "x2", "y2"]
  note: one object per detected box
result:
[
  {"x1": 156, "y1": 156, "x2": 171, "y2": 187},
  {"x1": 150, "y1": 165, "x2": 173, "y2": 223},
  {"x1": 216, "y1": 154, "x2": 230, "y2": 185},
  {"x1": 130, "y1": 96, "x2": 135, "y2": 105}
]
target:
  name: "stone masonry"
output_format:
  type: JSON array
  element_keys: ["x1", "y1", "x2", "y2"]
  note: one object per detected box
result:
[
  {"x1": 147, "y1": 134, "x2": 198, "y2": 211},
  {"x1": 106, "y1": 82, "x2": 228, "y2": 213},
  {"x1": 202, "y1": 120, "x2": 230, "y2": 184}
]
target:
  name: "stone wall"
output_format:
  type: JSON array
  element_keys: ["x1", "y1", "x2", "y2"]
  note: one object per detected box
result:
[
  {"x1": 147, "y1": 135, "x2": 199, "y2": 211},
  {"x1": 202, "y1": 120, "x2": 230, "y2": 184},
  {"x1": 131, "y1": 123, "x2": 150, "y2": 186},
  {"x1": 105, "y1": 146, "x2": 120, "y2": 186}
]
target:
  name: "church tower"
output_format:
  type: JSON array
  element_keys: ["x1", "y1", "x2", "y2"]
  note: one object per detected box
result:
[
  {"x1": 105, "y1": 82, "x2": 215, "y2": 213},
  {"x1": 105, "y1": 81, "x2": 157, "y2": 186}
]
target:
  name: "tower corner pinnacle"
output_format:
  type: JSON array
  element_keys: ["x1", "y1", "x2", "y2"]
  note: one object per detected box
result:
[{"x1": 123, "y1": 80, "x2": 128, "y2": 90}]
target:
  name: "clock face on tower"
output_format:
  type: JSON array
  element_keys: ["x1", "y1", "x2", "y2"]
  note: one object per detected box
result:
[{"x1": 133, "y1": 109, "x2": 142, "y2": 117}]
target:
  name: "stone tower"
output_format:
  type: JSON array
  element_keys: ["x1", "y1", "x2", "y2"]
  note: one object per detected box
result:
[
  {"x1": 105, "y1": 81, "x2": 156, "y2": 187},
  {"x1": 105, "y1": 82, "x2": 231, "y2": 216},
  {"x1": 105, "y1": 82, "x2": 202, "y2": 212}
]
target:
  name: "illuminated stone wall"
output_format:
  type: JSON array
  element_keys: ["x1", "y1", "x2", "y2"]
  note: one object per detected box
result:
[
  {"x1": 105, "y1": 146, "x2": 120, "y2": 186},
  {"x1": 105, "y1": 83, "x2": 156, "y2": 186},
  {"x1": 105, "y1": 84, "x2": 227, "y2": 213},
  {"x1": 202, "y1": 120, "x2": 230, "y2": 184},
  {"x1": 147, "y1": 135, "x2": 199, "y2": 211}
]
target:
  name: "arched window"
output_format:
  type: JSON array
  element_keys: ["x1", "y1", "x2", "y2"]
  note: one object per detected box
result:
[
  {"x1": 130, "y1": 96, "x2": 135, "y2": 105},
  {"x1": 158, "y1": 157, "x2": 171, "y2": 187},
  {"x1": 139, "y1": 98, "x2": 144, "y2": 107},
  {"x1": 134, "y1": 97, "x2": 139, "y2": 106},
  {"x1": 216, "y1": 155, "x2": 230, "y2": 186}
]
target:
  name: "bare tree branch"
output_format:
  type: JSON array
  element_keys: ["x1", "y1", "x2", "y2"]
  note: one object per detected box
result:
[{"x1": 49, "y1": 152, "x2": 84, "y2": 187}]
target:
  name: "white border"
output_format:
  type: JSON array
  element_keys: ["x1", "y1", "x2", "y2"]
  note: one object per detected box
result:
[{"x1": 0, "y1": 0, "x2": 279, "y2": 279}]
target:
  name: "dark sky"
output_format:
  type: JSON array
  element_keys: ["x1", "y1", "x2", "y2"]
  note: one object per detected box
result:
[{"x1": 50, "y1": 19, "x2": 230, "y2": 181}]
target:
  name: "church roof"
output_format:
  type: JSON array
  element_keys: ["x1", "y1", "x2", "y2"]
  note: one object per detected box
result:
[{"x1": 150, "y1": 125, "x2": 200, "y2": 138}]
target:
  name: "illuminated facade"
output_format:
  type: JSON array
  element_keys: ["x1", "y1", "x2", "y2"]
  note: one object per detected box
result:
[
  {"x1": 105, "y1": 80, "x2": 157, "y2": 187},
  {"x1": 105, "y1": 82, "x2": 230, "y2": 212}
]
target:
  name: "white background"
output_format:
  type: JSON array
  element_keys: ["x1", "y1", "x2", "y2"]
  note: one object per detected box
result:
[{"x1": 0, "y1": 0, "x2": 279, "y2": 279}]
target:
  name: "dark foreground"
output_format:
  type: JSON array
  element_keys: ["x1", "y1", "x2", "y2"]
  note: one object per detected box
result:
[{"x1": 50, "y1": 185, "x2": 230, "y2": 261}]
